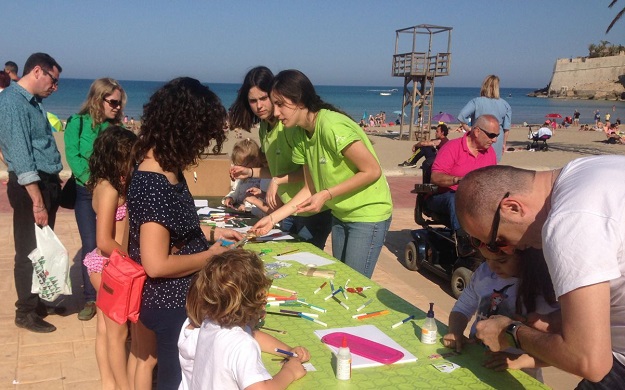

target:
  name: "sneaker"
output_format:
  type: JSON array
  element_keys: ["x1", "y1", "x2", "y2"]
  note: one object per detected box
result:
[
  {"x1": 15, "y1": 313, "x2": 56, "y2": 333},
  {"x1": 78, "y1": 301, "x2": 97, "y2": 321}
]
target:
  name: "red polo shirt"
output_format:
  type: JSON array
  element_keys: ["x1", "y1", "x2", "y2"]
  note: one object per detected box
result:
[{"x1": 432, "y1": 132, "x2": 496, "y2": 192}]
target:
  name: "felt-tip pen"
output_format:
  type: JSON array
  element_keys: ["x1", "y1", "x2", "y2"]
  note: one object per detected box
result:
[
  {"x1": 391, "y1": 314, "x2": 415, "y2": 329},
  {"x1": 299, "y1": 314, "x2": 328, "y2": 327},
  {"x1": 313, "y1": 282, "x2": 327, "y2": 294},
  {"x1": 356, "y1": 299, "x2": 374, "y2": 312},
  {"x1": 275, "y1": 348, "x2": 298, "y2": 358}
]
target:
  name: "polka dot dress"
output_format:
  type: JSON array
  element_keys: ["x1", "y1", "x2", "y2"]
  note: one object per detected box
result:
[{"x1": 127, "y1": 171, "x2": 209, "y2": 309}]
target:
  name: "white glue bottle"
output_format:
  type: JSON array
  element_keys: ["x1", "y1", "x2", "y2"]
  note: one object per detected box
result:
[
  {"x1": 421, "y1": 302, "x2": 438, "y2": 344},
  {"x1": 336, "y1": 336, "x2": 352, "y2": 380}
]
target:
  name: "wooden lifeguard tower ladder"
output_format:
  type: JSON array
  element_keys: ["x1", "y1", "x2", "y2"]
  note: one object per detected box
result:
[{"x1": 392, "y1": 24, "x2": 452, "y2": 141}]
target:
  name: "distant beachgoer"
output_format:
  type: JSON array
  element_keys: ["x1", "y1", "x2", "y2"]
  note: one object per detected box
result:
[
  {"x1": 123, "y1": 115, "x2": 128, "y2": 125},
  {"x1": 4, "y1": 60, "x2": 19, "y2": 81},
  {"x1": 129, "y1": 116, "x2": 135, "y2": 129},
  {"x1": 594, "y1": 110, "x2": 601, "y2": 126},
  {"x1": 573, "y1": 110, "x2": 580, "y2": 126},
  {"x1": 458, "y1": 75, "x2": 511, "y2": 162},
  {"x1": 251, "y1": 69, "x2": 393, "y2": 278},
  {"x1": 0, "y1": 70, "x2": 10, "y2": 91},
  {"x1": 606, "y1": 113, "x2": 611, "y2": 125},
  {"x1": 65, "y1": 78, "x2": 127, "y2": 322}
]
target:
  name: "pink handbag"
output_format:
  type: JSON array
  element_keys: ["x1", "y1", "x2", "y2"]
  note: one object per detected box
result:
[{"x1": 96, "y1": 249, "x2": 146, "y2": 324}]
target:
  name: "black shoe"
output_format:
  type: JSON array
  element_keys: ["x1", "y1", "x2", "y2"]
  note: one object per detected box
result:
[
  {"x1": 36, "y1": 303, "x2": 67, "y2": 318},
  {"x1": 15, "y1": 313, "x2": 56, "y2": 333},
  {"x1": 398, "y1": 161, "x2": 409, "y2": 167}
]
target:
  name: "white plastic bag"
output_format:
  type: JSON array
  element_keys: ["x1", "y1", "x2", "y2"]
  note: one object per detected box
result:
[{"x1": 28, "y1": 224, "x2": 72, "y2": 302}]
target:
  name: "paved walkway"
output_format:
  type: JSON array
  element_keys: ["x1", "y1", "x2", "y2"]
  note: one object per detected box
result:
[{"x1": 0, "y1": 175, "x2": 578, "y2": 389}]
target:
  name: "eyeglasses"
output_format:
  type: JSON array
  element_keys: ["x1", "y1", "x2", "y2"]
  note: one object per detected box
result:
[
  {"x1": 41, "y1": 68, "x2": 58, "y2": 86},
  {"x1": 470, "y1": 192, "x2": 510, "y2": 253},
  {"x1": 475, "y1": 126, "x2": 499, "y2": 139},
  {"x1": 103, "y1": 98, "x2": 122, "y2": 108}
]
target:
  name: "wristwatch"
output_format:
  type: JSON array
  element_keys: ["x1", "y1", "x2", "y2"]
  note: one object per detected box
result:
[{"x1": 505, "y1": 321, "x2": 523, "y2": 349}]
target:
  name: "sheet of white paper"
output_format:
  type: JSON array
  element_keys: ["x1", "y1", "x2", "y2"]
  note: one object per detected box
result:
[
  {"x1": 275, "y1": 252, "x2": 334, "y2": 266},
  {"x1": 314, "y1": 325, "x2": 417, "y2": 368},
  {"x1": 194, "y1": 199, "x2": 208, "y2": 207},
  {"x1": 196, "y1": 206, "x2": 225, "y2": 215},
  {"x1": 253, "y1": 230, "x2": 295, "y2": 241},
  {"x1": 302, "y1": 363, "x2": 316, "y2": 372}
]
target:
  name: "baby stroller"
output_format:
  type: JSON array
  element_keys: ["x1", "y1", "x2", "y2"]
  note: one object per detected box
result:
[
  {"x1": 404, "y1": 167, "x2": 483, "y2": 298},
  {"x1": 526, "y1": 127, "x2": 551, "y2": 151}
]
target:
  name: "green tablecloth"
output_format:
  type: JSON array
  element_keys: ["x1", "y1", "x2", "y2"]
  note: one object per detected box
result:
[{"x1": 244, "y1": 240, "x2": 549, "y2": 390}]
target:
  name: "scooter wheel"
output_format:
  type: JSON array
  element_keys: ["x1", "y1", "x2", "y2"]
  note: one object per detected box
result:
[
  {"x1": 451, "y1": 267, "x2": 472, "y2": 298},
  {"x1": 404, "y1": 241, "x2": 420, "y2": 271}
]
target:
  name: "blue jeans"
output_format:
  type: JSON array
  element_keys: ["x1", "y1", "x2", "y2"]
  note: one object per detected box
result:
[
  {"x1": 141, "y1": 306, "x2": 187, "y2": 390},
  {"x1": 331, "y1": 216, "x2": 391, "y2": 278},
  {"x1": 425, "y1": 191, "x2": 460, "y2": 231},
  {"x1": 74, "y1": 184, "x2": 97, "y2": 302},
  {"x1": 281, "y1": 209, "x2": 333, "y2": 249}
]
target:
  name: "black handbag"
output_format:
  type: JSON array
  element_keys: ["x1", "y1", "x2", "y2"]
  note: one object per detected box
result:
[
  {"x1": 59, "y1": 175, "x2": 77, "y2": 209},
  {"x1": 59, "y1": 115, "x2": 84, "y2": 209}
]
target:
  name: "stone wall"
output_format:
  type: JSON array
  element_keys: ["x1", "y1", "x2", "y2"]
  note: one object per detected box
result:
[{"x1": 543, "y1": 52, "x2": 625, "y2": 100}]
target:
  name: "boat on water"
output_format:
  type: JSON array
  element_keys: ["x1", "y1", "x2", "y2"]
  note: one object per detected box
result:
[{"x1": 380, "y1": 92, "x2": 392, "y2": 96}]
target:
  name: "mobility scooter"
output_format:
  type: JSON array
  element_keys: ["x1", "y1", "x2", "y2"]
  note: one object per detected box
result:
[{"x1": 404, "y1": 178, "x2": 483, "y2": 299}]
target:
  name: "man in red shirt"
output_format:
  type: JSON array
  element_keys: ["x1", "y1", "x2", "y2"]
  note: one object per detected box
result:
[{"x1": 426, "y1": 114, "x2": 499, "y2": 255}]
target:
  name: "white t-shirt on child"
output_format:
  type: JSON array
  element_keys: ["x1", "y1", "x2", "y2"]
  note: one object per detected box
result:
[
  {"x1": 187, "y1": 319, "x2": 272, "y2": 390},
  {"x1": 178, "y1": 318, "x2": 199, "y2": 390}
]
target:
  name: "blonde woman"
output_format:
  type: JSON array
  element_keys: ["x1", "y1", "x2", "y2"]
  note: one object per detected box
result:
[
  {"x1": 64, "y1": 78, "x2": 127, "y2": 322},
  {"x1": 457, "y1": 75, "x2": 511, "y2": 162}
]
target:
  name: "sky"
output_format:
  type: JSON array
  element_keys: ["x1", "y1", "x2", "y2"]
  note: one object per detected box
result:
[{"x1": 2, "y1": 1, "x2": 624, "y2": 89}]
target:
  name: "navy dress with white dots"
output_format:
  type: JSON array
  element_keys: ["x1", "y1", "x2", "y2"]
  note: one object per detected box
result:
[{"x1": 127, "y1": 170, "x2": 210, "y2": 309}]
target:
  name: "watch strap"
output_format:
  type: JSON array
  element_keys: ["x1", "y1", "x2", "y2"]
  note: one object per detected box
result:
[{"x1": 506, "y1": 321, "x2": 523, "y2": 349}]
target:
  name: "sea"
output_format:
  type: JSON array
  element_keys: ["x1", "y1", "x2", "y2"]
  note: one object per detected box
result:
[{"x1": 44, "y1": 78, "x2": 625, "y2": 127}]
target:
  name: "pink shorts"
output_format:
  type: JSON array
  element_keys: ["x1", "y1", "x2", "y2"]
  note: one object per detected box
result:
[{"x1": 83, "y1": 249, "x2": 107, "y2": 274}]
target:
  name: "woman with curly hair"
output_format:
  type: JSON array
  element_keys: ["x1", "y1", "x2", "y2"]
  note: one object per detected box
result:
[
  {"x1": 229, "y1": 66, "x2": 332, "y2": 249},
  {"x1": 127, "y1": 77, "x2": 243, "y2": 389},
  {"x1": 64, "y1": 78, "x2": 127, "y2": 321},
  {"x1": 85, "y1": 126, "x2": 138, "y2": 390}
]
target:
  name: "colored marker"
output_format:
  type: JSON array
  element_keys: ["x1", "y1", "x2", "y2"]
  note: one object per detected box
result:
[
  {"x1": 352, "y1": 309, "x2": 386, "y2": 319},
  {"x1": 276, "y1": 249, "x2": 299, "y2": 256},
  {"x1": 337, "y1": 299, "x2": 349, "y2": 310},
  {"x1": 259, "y1": 326, "x2": 287, "y2": 334},
  {"x1": 356, "y1": 299, "x2": 374, "y2": 312},
  {"x1": 324, "y1": 287, "x2": 343, "y2": 301},
  {"x1": 299, "y1": 314, "x2": 328, "y2": 327},
  {"x1": 296, "y1": 299, "x2": 327, "y2": 313},
  {"x1": 357, "y1": 310, "x2": 390, "y2": 320},
  {"x1": 271, "y1": 285, "x2": 297, "y2": 295},
  {"x1": 341, "y1": 285, "x2": 348, "y2": 300},
  {"x1": 275, "y1": 348, "x2": 298, "y2": 358},
  {"x1": 344, "y1": 278, "x2": 350, "y2": 289},
  {"x1": 313, "y1": 281, "x2": 327, "y2": 294},
  {"x1": 391, "y1": 314, "x2": 415, "y2": 329},
  {"x1": 280, "y1": 309, "x2": 319, "y2": 318},
  {"x1": 330, "y1": 280, "x2": 335, "y2": 292}
]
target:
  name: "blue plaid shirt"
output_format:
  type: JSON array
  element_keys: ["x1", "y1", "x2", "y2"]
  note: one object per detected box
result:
[{"x1": 0, "y1": 83, "x2": 62, "y2": 185}]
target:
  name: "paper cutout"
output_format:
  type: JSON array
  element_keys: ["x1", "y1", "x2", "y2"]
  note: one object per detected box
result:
[
  {"x1": 314, "y1": 325, "x2": 417, "y2": 368},
  {"x1": 194, "y1": 199, "x2": 208, "y2": 208},
  {"x1": 276, "y1": 252, "x2": 334, "y2": 266}
]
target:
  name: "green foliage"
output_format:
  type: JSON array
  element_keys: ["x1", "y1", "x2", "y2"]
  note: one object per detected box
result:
[{"x1": 587, "y1": 41, "x2": 625, "y2": 58}]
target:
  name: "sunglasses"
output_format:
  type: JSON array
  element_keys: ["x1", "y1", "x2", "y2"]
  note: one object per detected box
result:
[
  {"x1": 475, "y1": 126, "x2": 499, "y2": 139},
  {"x1": 470, "y1": 192, "x2": 510, "y2": 253},
  {"x1": 41, "y1": 68, "x2": 58, "y2": 86},
  {"x1": 103, "y1": 98, "x2": 122, "y2": 108}
]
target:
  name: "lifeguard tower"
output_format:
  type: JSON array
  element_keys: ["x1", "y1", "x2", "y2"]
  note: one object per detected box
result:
[{"x1": 392, "y1": 24, "x2": 452, "y2": 141}]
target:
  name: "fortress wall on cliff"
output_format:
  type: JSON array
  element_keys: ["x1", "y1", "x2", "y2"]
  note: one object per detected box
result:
[{"x1": 548, "y1": 52, "x2": 625, "y2": 99}]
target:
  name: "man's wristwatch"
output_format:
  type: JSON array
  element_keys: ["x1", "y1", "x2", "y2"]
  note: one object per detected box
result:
[{"x1": 505, "y1": 321, "x2": 523, "y2": 349}]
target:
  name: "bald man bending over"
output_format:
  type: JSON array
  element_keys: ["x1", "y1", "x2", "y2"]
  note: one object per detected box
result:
[{"x1": 455, "y1": 157, "x2": 625, "y2": 388}]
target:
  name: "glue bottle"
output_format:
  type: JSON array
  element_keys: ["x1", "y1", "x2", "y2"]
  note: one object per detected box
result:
[
  {"x1": 336, "y1": 336, "x2": 352, "y2": 380},
  {"x1": 421, "y1": 302, "x2": 438, "y2": 344}
]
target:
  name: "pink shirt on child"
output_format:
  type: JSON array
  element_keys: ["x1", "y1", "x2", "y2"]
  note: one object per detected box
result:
[{"x1": 432, "y1": 132, "x2": 496, "y2": 192}]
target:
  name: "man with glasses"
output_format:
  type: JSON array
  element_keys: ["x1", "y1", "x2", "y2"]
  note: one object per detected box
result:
[
  {"x1": 0, "y1": 53, "x2": 63, "y2": 333},
  {"x1": 455, "y1": 158, "x2": 625, "y2": 388},
  {"x1": 425, "y1": 114, "x2": 499, "y2": 256}
]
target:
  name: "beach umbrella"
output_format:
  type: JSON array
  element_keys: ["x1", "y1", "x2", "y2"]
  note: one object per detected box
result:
[
  {"x1": 362, "y1": 110, "x2": 367, "y2": 120},
  {"x1": 47, "y1": 112, "x2": 63, "y2": 132},
  {"x1": 432, "y1": 112, "x2": 456, "y2": 123},
  {"x1": 545, "y1": 113, "x2": 562, "y2": 119}
]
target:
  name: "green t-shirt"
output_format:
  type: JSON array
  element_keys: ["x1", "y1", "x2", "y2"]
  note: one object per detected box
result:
[
  {"x1": 259, "y1": 120, "x2": 306, "y2": 205},
  {"x1": 64, "y1": 114, "x2": 111, "y2": 186},
  {"x1": 291, "y1": 109, "x2": 392, "y2": 223}
]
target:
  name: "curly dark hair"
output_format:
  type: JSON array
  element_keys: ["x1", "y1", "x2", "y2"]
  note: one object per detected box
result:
[
  {"x1": 186, "y1": 249, "x2": 271, "y2": 328},
  {"x1": 86, "y1": 126, "x2": 138, "y2": 196},
  {"x1": 135, "y1": 77, "x2": 227, "y2": 173}
]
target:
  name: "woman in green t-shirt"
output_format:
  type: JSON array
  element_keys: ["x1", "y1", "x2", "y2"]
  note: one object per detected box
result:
[
  {"x1": 252, "y1": 69, "x2": 393, "y2": 278},
  {"x1": 229, "y1": 66, "x2": 332, "y2": 249},
  {"x1": 64, "y1": 78, "x2": 126, "y2": 324}
]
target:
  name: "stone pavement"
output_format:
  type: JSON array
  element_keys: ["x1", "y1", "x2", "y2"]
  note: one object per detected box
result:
[{"x1": 0, "y1": 175, "x2": 579, "y2": 389}]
